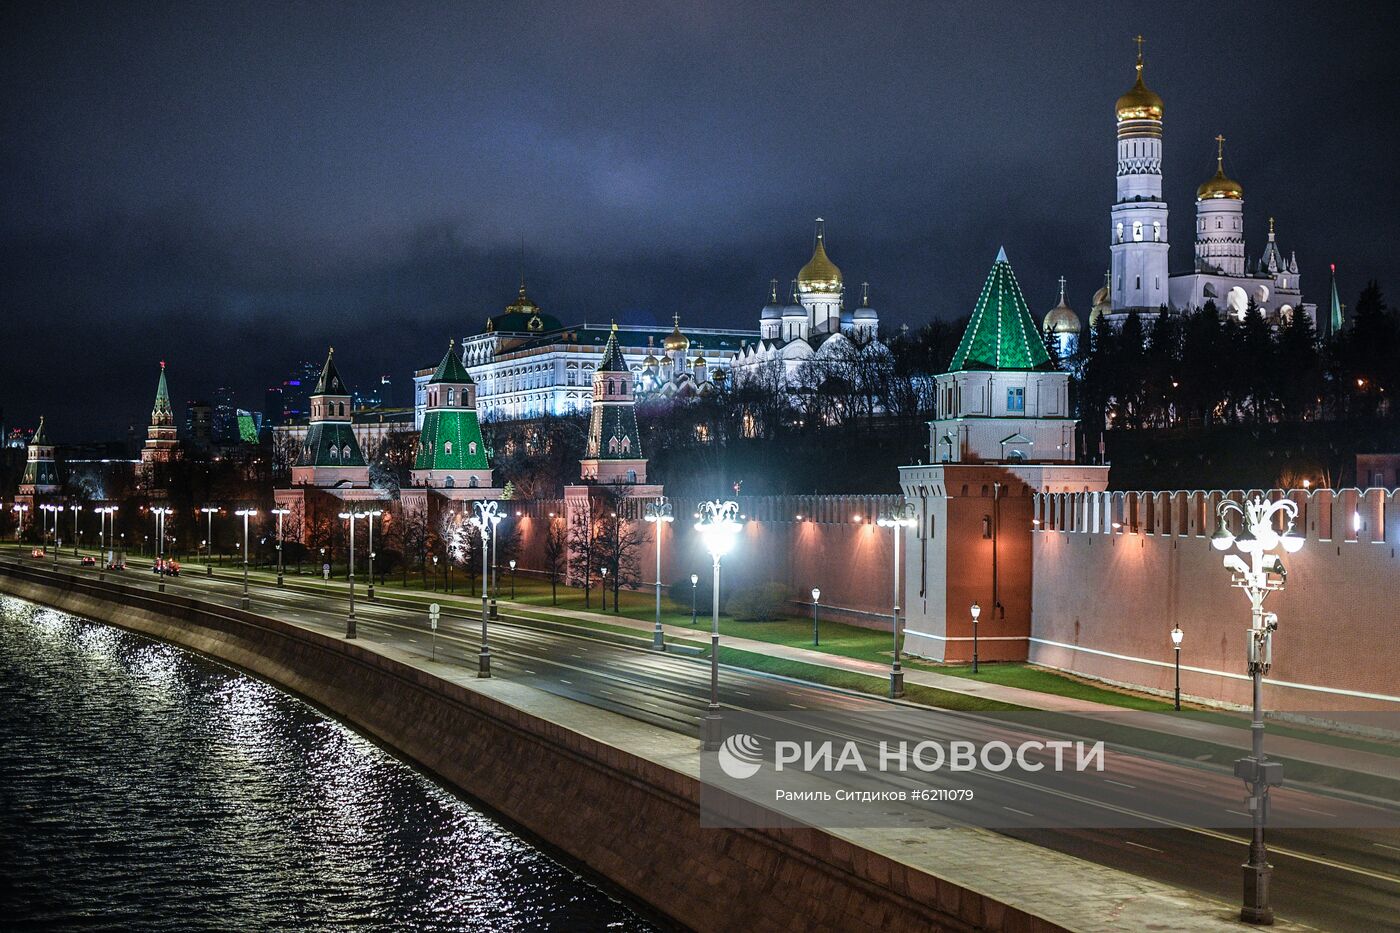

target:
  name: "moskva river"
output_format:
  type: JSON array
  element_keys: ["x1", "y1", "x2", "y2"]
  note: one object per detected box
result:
[{"x1": 0, "y1": 595, "x2": 651, "y2": 931}]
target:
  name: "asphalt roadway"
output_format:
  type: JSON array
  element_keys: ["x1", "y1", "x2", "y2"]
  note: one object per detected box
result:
[{"x1": 12, "y1": 551, "x2": 1399, "y2": 932}]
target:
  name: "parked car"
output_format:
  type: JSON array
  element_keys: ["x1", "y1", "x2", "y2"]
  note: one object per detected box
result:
[
  {"x1": 81, "y1": 555, "x2": 97, "y2": 566},
  {"x1": 153, "y1": 558, "x2": 181, "y2": 577}
]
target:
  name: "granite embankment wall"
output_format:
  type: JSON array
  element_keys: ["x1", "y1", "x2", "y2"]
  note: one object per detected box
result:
[
  {"x1": 1030, "y1": 488, "x2": 1400, "y2": 712},
  {"x1": 0, "y1": 561, "x2": 1055, "y2": 933}
]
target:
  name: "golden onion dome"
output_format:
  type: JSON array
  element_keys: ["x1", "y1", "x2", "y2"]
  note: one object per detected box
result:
[
  {"x1": 663, "y1": 314, "x2": 690, "y2": 352},
  {"x1": 797, "y1": 220, "x2": 842, "y2": 294},
  {"x1": 1116, "y1": 53, "x2": 1163, "y2": 122},
  {"x1": 1043, "y1": 278, "x2": 1082, "y2": 335},
  {"x1": 1196, "y1": 137, "x2": 1242, "y2": 200}
]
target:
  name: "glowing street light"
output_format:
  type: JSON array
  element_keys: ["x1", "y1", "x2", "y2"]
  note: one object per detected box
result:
[
  {"x1": 467, "y1": 500, "x2": 501, "y2": 677},
  {"x1": 270, "y1": 507, "x2": 291, "y2": 586},
  {"x1": 12, "y1": 503, "x2": 29, "y2": 540},
  {"x1": 643, "y1": 496, "x2": 675, "y2": 650},
  {"x1": 1210, "y1": 494, "x2": 1301, "y2": 924},
  {"x1": 877, "y1": 502, "x2": 917, "y2": 698},
  {"x1": 337, "y1": 509, "x2": 374, "y2": 636},
  {"x1": 234, "y1": 508, "x2": 257, "y2": 609},
  {"x1": 810, "y1": 587, "x2": 822, "y2": 646},
  {"x1": 362, "y1": 508, "x2": 383, "y2": 600},
  {"x1": 96, "y1": 506, "x2": 117, "y2": 579},
  {"x1": 70, "y1": 504, "x2": 83, "y2": 556},
  {"x1": 689, "y1": 573, "x2": 698, "y2": 625},
  {"x1": 1170, "y1": 625, "x2": 1184, "y2": 711},
  {"x1": 508, "y1": 558, "x2": 517, "y2": 599},
  {"x1": 695, "y1": 499, "x2": 742, "y2": 750},
  {"x1": 151, "y1": 506, "x2": 172, "y2": 590},
  {"x1": 200, "y1": 506, "x2": 219, "y2": 575},
  {"x1": 970, "y1": 602, "x2": 982, "y2": 674}
]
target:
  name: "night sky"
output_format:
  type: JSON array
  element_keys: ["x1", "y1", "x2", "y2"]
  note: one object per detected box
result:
[{"x1": 4, "y1": 1, "x2": 1397, "y2": 440}]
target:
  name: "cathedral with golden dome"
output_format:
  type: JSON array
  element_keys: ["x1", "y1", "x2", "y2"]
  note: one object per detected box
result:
[
  {"x1": 1106, "y1": 37, "x2": 1316, "y2": 328},
  {"x1": 732, "y1": 219, "x2": 885, "y2": 389}
]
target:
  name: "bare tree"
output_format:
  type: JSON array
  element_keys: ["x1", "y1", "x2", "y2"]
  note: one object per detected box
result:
[
  {"x1": 543, "y1": 516, "x2": 567, "y2": 605},
  {"x1": 567, "y1": 499, "x2": 598, "y2": 608}
]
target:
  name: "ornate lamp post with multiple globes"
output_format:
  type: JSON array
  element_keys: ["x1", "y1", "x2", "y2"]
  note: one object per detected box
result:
[
  {"x1": 695, "y1": 499, "x2": 742, "y2": 751},
  {"x1": 1210, "y1": 493, "x2": 1303, "y2": 925},
  {"x1": 643, "y1": 496, "x2": 674, "y2": 650},
  {"x1": 876, "y1": 502, "x2": 917, "y2": 699},
  {"x1": 468, "y1": 500, "x2": 500, "y2": 677}
]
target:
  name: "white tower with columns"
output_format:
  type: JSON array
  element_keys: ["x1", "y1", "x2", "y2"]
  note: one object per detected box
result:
[
  {"x1": 1109, "y1": 37, "x2": 1169, "y2": 315},
  {"x1": 1194, "y1": 134, "x2": 1245, "y2": 276}
]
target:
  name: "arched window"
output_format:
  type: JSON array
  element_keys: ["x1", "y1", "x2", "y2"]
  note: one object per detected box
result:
[
  {"x1": 1116, "y1": 222, "x2": 1124, "y2": 243},
  {"x1": 328, "y1": 445, "x2": 339, "y2": 461},
  {"x1": 1133, "y1": 221, "x2": 1143, "y2": 242},
  {"x1": 1152, "y1": 221, "x2": 1161, "y2": 242},
  {"x1": 444, "y1": 475, "x2": 454, "y2": 488},
  {"x1": 468, "y1": 476, "x2": 479, "y2": 488},
  {"x1": 447, "y1": 388, "x2": 454, "y2": 406},
  {"x1": 1217, "y1": 218, "x2": 1222, "y2": 229}
]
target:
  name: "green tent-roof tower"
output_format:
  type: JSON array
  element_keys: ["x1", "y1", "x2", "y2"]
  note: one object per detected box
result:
[{"x1": 412, "y1": 340, "x2": 492, "y2": 490}]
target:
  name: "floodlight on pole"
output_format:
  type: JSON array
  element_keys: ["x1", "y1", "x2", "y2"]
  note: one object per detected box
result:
[
  {"x1": 270, "y1": 507, "x2": 291, "y2": 587},
  {"x1": 695, "y1": 499, "x2": 742, "y2": 750},
  {"x1": 643, "y1": 496, "x2": 674, "y2": 650},
  {"x1": 234, "y1": 508, "x2": 257, "y2": 608},
  {"x1": 876, "y1": 502, "x2": 917, "y2": 698}
]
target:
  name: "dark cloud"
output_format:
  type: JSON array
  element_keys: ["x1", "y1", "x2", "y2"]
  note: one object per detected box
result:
[{"x1": 3, "y1": 1, "x2": 1397, "y2": 438}]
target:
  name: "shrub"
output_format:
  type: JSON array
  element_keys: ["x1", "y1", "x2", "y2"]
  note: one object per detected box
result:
[{"x1": 727, "y1": 582, "x2": 789, "y2": 621}]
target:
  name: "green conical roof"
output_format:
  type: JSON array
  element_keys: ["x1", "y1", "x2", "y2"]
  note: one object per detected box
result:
[
  {"x1": 1329, "y1": 264, "x2": 1343, "y2": 335},
  {"x1": 598, "y1": 323, "x2": 628, "y2": 373},
  {"x1": 152, "y1": 362, "x2": 173, "y2": 423},
  {"x1": 947, "y1": 248, "x2": 1054, "y2": 373},
  {"x1": 314, "y1": 348, "x2": 347, "y2": 395},
  {"x1": 429, "y1": 340, "x2": 473, "y2": 384}
]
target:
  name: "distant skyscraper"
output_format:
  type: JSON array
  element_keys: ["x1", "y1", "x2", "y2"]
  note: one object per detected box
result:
[
  {"x1": 280, "y1": 361, "x2": 321, "y2": 422},
  {"x1": 187, "y1": 401, "x2": 213, "y2": 449},
  {"x1": 263, "y1": 386, "x2": 285, "y2": 427},
  {"x1": 212, "y1": 385, "x2": 237, "y2": 443}
]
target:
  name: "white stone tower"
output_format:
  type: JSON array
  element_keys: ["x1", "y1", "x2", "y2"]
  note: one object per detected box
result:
[
  {"x1": 1194, "y1": 134, "x2": 1245, "y2": 276},
  {"x1": 1110, "y1": 37, "x2": 1169, "y2": 314}
]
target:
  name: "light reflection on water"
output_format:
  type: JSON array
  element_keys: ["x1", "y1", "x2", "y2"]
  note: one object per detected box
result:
[{"x1": 0, "y1": 595, "x2": 652, "y2": 931}]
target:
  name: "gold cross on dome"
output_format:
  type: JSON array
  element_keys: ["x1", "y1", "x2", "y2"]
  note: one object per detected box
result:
[{"x1": 1134, "y1": 34, "x2": 1145, "y2": 64}]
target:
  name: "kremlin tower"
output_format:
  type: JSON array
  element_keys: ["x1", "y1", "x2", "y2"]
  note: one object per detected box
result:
[
  {"x1": 1109, "y1": 36, "x2": 1169, "y2": 316},
  {"x1": 141, "y1": 362, "x2": 178, "y2": 488},
  {"x1": 411, "y1": 340, "x2": 492, "y2": 490}
]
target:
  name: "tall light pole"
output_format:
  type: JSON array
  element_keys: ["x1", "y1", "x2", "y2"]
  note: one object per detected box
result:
[
  {"x1": 468, "y1": 500, "x2": 500, "y2": 677},
  {"x1": 71, "y1": 504, "x2": 83, "y2": 556},
  {"x1": 234, "y1": 508, "x2": 257, "y2": 608},
  {"x1": 508, "y1": 558, "x2": 517, "y2": 599},
  {"x1": 200, "y1": 506, "x2": 218, "y2": 575},
  {"x1": 877, "y1": 502, "x2": 917, "y2": 699},
  {"x1": 42, "y1": 504, "x2": 63, "y2": 566},
  {"x1": 12, "y1": 503, "x2": 28, "y2": 541},
  {"x1": 152, "y1": 506, "x2": 172, "y2": 590},
  {"x1": 1211, "y1": 494, "x2": 1302, "y2": 925},
  {"x1": 488, "y1": 508, "x2": 503, "y2": 619},
  {"x1": 811, "y1": 587, "x2": 821, "y2": 646},
  {"x1": 363, "y1": 508, "x2": 382, "y2": 599},
  {"x1": 690, "y1": 572, "x2": 698, "y2": 625},
  {"x1": 695, "y1": 499, "x2": 742, "y2": 750},
  {"x1": 970, "y1": 602, "x2": 982, "y2": 673},
  {"x1": 1170, "y1": 625, "x2": 1184, "y2": 711},
  {"x1": 270, "y1": 507, "x2": 290, "y2": 586},
  {"x1": 337, "y1": 510, "x2": 365, "y2": 636},
  {"x1": 643, "y1": 496, "x2": 674, "y2": 650},
  {"x1": 97, "y1": 506, "x2": 117, "y2": 580}
]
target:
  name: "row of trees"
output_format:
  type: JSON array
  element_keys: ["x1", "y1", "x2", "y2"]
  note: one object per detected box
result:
[{"x1": 1075, "y1": 282, "x2": 1400, "y2": 436}]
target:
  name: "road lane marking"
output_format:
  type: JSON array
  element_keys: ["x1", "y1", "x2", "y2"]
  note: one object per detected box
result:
[
  {"x1": 1226, "y1": 810, "x2": 1251, "y2": 817},
  {"x1": 1124, "y1": 840, "x2": 1163, "y2": 853},
  {"x1": 1104, "y1": 779, "x2": 1135, "y2": 789},
  {"x1": 1375, "y1": 843, "x2": 1400, "y2": 853},
  {"x1": 1299, "y1": 807, "x2": 1335, "y2": 817},
  {"x1": 1002, "y1": 807, "x2": 1034, "y2": 818}
]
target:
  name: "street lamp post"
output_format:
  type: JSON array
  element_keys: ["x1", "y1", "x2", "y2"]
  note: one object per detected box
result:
[
  {"x1": 337, "y1": 510, "x2": 363, "y2": 637},
  {"x1": 363, "y1": 509, "x2": 382, "y2": 600},
  {"x1": 690, "y1": 573, "x2": 698, "y2": 625},
  {"x1": 234, "y1": 508, "x2": 257, "y2": 609},
  {"x1": 71, "y1": 504, "x2": 83, "y2": 556},
  {"x1": 488, "y1": 509, "x2": 502, "y2": 619},
  {"x1": 1171, "y1": 625, "x2": 1184, "y2": 711},
  {"x1": 152, "y1": 507, "x2": 172, "y2": 590},
  {"x1": 599, "y1": 566, "x2": 608, "y2": 610},
  {"x1": 643, "y1": 497, "x2": 674, "y2": 650},
  {"x1": 97, "y1": 506, "x2": 117, "y2": 580},
  {"x1": 270, "y1": 507, "x2": 290, "y2": 586},
  {"x1": 200, "y1": 506, "x2": 218, "y2": 575},
  {"x1": 468, "y1": 500, "x2": 500, "y2": 677},
  {"x1": 695, "y1": 499, "x2": 742, "y2": 750},
  {"x1": 971, "y1": 602, "x2": 982, "y2": 674},
  {"x1": 811, "y1": 587, "x2": 821, "y2": 646},
  {"x1": 12, "y1": 503, "x2": 28, "y2": 541},
  {"x1": 877, "y1": 503, "x2": 917, "y2": 699},
  {"x1": 508, "y1": 558, "x2": 516, "y2": 599},
  {"x1": 1211, "y1": 494, "x2": 1302, "y2": 925}
]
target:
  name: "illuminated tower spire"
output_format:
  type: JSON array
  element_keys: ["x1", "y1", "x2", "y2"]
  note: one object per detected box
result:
[{"x1": 1110, "y1": 35, "x2": 1169, "y2": 313}]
